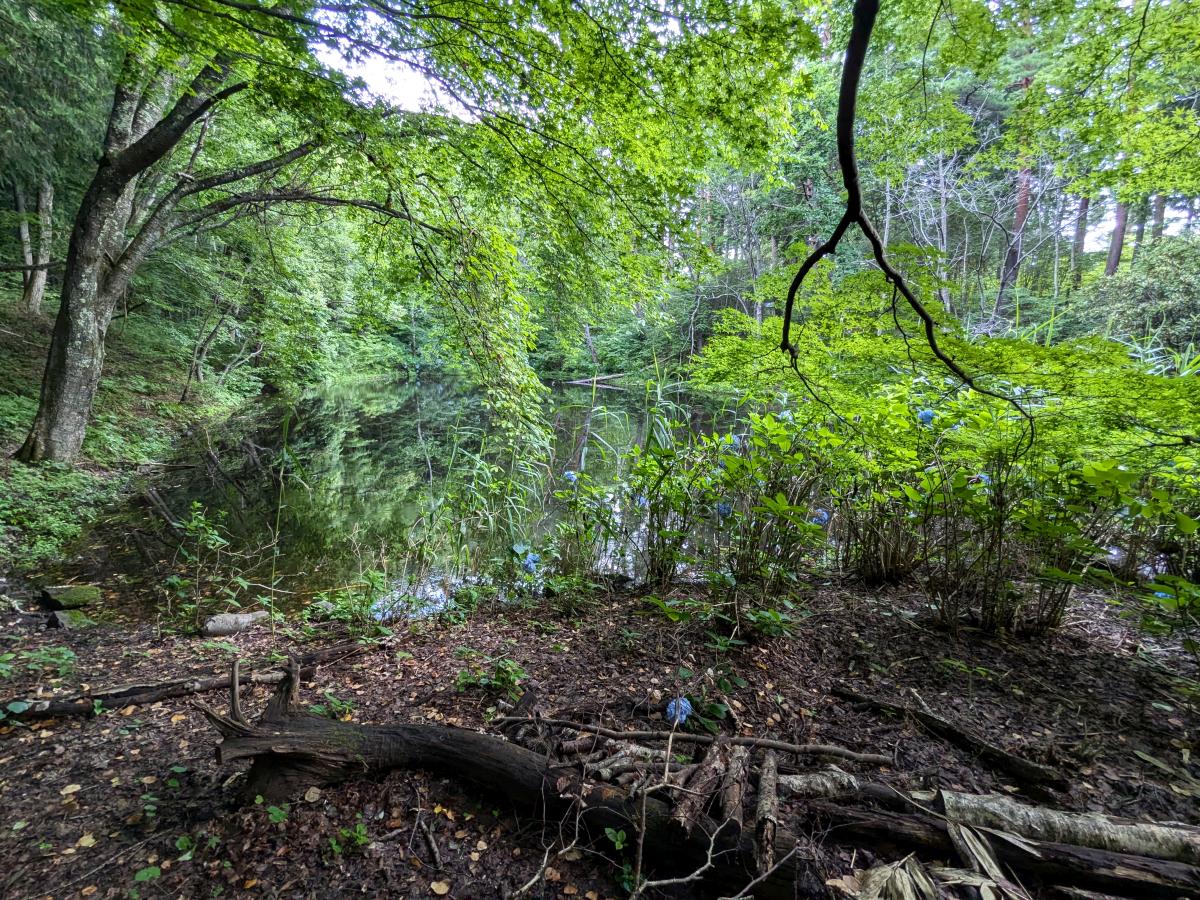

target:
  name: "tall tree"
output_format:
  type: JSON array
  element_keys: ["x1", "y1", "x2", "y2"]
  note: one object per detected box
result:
[
  {"x1": 15, "y1": 0, "x2": 807, "y2": 464},
  {"x1": 1105, "y1": 201, "x2": 1129, "y2": 277}
]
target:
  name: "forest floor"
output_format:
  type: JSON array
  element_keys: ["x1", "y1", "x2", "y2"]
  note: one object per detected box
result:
[{"x1": 1, "y1": 574, "x2": 1198, "y2": 899}]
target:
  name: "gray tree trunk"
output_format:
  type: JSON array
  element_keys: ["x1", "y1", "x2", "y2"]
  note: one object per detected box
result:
[
  {"x1": 17, "y1": 57, "x2": 240, "y2": 463},
  {"x1": 1070, "y1": 195, "x2": 1090, "y2": 289},
  {"x1": 1151, "y1": 194, "x2": 1166, "y2": 242},
  {"x1": 1105, "y1": 202, "x2": 1128, "y2": 277},
  {"x1": 19, "y1": 179, "x2": 54, "y2": 314}
]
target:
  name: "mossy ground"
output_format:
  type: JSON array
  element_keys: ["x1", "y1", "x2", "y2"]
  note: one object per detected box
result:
[{"x1": 0, "y1": 297, "x2": 253, "y2": 576}]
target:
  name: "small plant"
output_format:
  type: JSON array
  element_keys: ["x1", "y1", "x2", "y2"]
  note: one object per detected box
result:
[
  {"x1": 267, "y1": 804, "x2": 290, "y2": 824},
  {"x1": 743, "y1": 602, "x2": 799, "y2": 638},
  {"x1": 605, "y1": 827, "x2": 627, "y2": 851},
  {"x1": 329, "y1": 814, "x2": 369, "y2": 855},
  {"x1": 454, "y1": 652, "x2": 526, "y2": 700},
  {"x1": 308, "y1": 691, "x2": 355, "y2": 720},
  {"x1": 2, "y1": 646, "x2": 78, "y2": 679}
]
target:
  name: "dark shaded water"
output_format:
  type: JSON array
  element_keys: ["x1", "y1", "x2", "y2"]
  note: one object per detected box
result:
[{"x1": 150, "y1": 378, "x2": 732, "y2": 613}]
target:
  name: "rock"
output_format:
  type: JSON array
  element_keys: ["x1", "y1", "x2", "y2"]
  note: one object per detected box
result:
[
  {"x1": 201, "y1": 611, "x2": 269, "y2": 636},
  {"x1": 41, "y1": 585, "x2": 101, "y2": 611},
  {"x1": 49, "y1": 609, "x2": 97, "y2": 630}
]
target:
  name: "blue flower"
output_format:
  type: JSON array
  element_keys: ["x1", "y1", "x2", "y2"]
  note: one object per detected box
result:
[
  {"x1": 917, "y1": 408, "x2": 936, "y2": 426},
  {"x1": 563, "y1": 470, "x2": 579, "y2": 485},
  {"x1": 810, "y1": 507, "x2": 830, "y2": 526},
  {"x1": 716, "y1": 501, "x2": 733, "y2": 518},
  {"x1": 665, "y1": 697, "x2": 693, "y2": 725},
  {"x1": 521, "y1": 552, "x2": 541, "y2": 574}
]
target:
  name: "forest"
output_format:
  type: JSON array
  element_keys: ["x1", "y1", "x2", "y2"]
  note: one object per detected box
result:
[{"x1": 0, "y1": 0, "x2": 1198, "y2": 896}]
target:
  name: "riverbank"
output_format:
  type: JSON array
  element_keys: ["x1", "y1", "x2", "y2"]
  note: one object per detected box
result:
[
  {"x1": 0, "y1": 298, "x2": 259, "y2": 576},
  {"x1": 1, "y1": 579, "x2": 1196, "y2": 898}
]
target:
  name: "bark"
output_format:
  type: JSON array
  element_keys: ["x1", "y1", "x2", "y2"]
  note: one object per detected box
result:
[
  {"x1": 672, "y1": 740, "x2": 727, "y2": 835},
  {"x1": 1104, "y1": 201, "x2": 1128, "y2": 276},
  {"x1": 201, "y1": 611, "x2": 270, "y2": 636},
  {"x1": 13, "y1": 183, "x2": 34, "y2": 302},
  {"x1": 754, "y1": 750, "x2": 779, "y2": 875},
  {"x1": 720, "y1": 745, "x2": 750, "y2": 830},
  {"x1": 25, "y1": 179, "x2": 54, "y2": 315},
  {"x1": 1, "y1": 643, "x2": 361, "y2": 720},
  {"x1": 1132, "y1": 199, "x2": 1148, "y2": 262},
  {"x1": 802, "y1": 802, "x2": 1200, "y2": 900},
  {"x1": 996, "y1": 161, "x2": 1032, "y2": 316},
  {"x1": 780, "y1": 774, "x2": 1200, "y2": 867},
  {"x1": 1151, "y1": 194, "x2": 1166, "y2": 242},
  {"x1": 1070, "y1": 195, "x2": 1090, "y2": 289}
]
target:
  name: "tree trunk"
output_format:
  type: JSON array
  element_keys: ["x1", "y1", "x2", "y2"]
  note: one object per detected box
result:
[
  {"x1": 1151, "y1": 194, "x2": 1166, "y2": 242},
  {"x1": 1105, "y1": 201, "x2": 1128, "y2": 276},
  {"x1": 1131, "y1": 199, "x2": 1148, "y2": 262},
  {"x1": 13, "y1": 183, "x2": 34, "y2": 301},
  {"x1": 16, "y1": 174, "x2": 130, "y2": 462},
  {"x1": 16, "y1": 57, "x2": 240, "y2": 463},
  {"x1": 996, "y1": 164, "x2": 1032, "y2": 316},
  {"x1": 203, "y1": 663, "x2": 810, "y2": 899},
  {"x1": 21, "y1": 179, "x2": 53, "y2": 314},
  {"x1": 1070, "y1": 195, "x2": 1090, "y2": 289}
]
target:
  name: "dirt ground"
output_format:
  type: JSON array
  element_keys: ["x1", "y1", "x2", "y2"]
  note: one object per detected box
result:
[{"x1": 1, "y1": 577, "x2": 1198, "y2": 900}]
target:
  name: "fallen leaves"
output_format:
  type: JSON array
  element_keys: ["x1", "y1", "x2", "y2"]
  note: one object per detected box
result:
[{"x1": 430, "y1": 879, "x2": 451, "y2": 895}]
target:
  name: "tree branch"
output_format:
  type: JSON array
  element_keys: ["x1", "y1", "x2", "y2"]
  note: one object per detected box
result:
[{"x1": 779, "y1": 0, "x2": 1032, "y2": 442}]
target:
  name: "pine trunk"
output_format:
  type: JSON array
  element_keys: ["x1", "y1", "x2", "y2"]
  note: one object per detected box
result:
[
  {"x1": 996, "y1": 165, "x2": 1032, "y2": 315},
  {"x1": 1151, "y1": 194, "x2": 1166, "y2": 242},
  {"x1": 1070, "y1": 195, "x2": 1090, "y2": 289},
  {"x1": 1105, "y1": 202, "x2": 1128, "y2": 276}
]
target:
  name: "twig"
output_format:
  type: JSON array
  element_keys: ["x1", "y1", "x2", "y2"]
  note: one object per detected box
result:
[
  {"x1": 419, "y1": 818, "x2": 442, "y2": 869},
  {"x1": 495, "y1": 717, "x2": 891, "y2": 765}
]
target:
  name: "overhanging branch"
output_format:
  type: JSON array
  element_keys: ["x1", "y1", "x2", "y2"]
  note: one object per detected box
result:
[{"x1": 779, "y1": 0, "x2": 1032, "y2": 439}]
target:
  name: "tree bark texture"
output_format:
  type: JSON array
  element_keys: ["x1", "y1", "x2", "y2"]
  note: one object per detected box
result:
[
  {"x1": 1070, "y1": 194, "x2": 1090, "y2": 289},
  {"x1": 996, "y1": 162, "x2": 1032, "y2": 315},
  {"x1": 1105, "y1": 201, "x2": 1128, "y2": 277},
  {"x1": 1151, "y1": 194, "x2": 1166, "y2": 242},
  {"x1": 16, "y1": 53, "x2": 259, "y2": 463}
]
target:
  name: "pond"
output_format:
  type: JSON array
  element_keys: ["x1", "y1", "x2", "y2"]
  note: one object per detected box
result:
[{"x1": 148, "y1": 377, "x2": 737, "y2": 618}]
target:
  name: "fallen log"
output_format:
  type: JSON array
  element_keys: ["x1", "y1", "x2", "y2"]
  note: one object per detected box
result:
[
  {"x1": 721, "y1": 745, "x2": 750, "y2": 830},
  {"x1": 802, "y1": 801, "x2": 1200, "y2": 900},
  {"x1": 496, "y1": 716, "x2": 891, "y2": 766},
  {"x1": 1, "y1": 642, "x2": 360, "y2": 720},
  {"x1": 832, "y1": 686, "x2": 1066, "y2": 790},
  {"x1": 755, "y1": 751, "x2": 779, "y2": 875},
  {"x1": 672, "y1": 740, "x2": 727, "y2": 834},
  {"x1": 201, "y1": 611, "x2": 269, "y2": 636},
  {"x1": 782, "y1": 772, "x2": 1200, "y2": 867},
  {"x1": 200, "y1": 661, "x2": 817, "y2": 899}
]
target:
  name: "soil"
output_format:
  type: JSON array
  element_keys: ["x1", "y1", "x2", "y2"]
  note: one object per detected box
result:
[{"x1": 1, "y1": 576, "x2": 1198, "y2": 900}]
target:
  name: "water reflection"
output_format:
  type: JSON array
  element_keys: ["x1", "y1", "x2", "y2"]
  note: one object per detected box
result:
[{"x1": 158, "y1": 378, "x2": 733, "y2": 609}]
